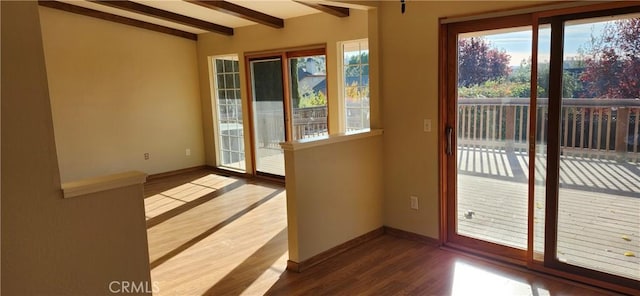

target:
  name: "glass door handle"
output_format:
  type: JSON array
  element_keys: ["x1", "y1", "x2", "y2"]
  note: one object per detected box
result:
[{"x1": 446, "y1": 126, "x2": 453, "y2": 156}]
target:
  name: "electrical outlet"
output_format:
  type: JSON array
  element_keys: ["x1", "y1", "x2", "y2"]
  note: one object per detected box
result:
[
  {"x1": 410, "y1": 196, "x2": 419, "y2": 210},
  {"x1": 186, "y1": 148, "x2": 191, "y2": 156},
  {"x1": 144, "y1": 153, "x2": 149, "y2": 160},
  {"x1": 423, "y1": 119, "x2": 432, "y2": 132}
]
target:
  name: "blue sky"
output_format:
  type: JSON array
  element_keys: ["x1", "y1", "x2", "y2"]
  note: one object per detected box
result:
[{"x1": 481, "y1": 22, "x2": 606, "y2": 66}]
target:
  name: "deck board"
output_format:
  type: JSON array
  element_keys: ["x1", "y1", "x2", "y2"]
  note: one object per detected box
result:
[
  {"x1": 226, "y1": 148, "x2": 285, "y2": 176},
  {"x1": 457, "y1": 146, "x2": 639, "y2": 281}
]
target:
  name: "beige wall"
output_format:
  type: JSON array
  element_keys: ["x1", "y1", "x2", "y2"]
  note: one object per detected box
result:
[
  {"x1": 378, "y1": 1, "x2": 549, "y2": 238},
  {"x1": 1, "y1": 1, "x2": 151, "y2": 294},
  {"x1": 40, "y1": 6, "x2": 205, "y2": 182},
  {"x1": 284, "y1": 133, "x2": 384, "y2": 262},
  {"x1": 196, "y1": 10, "x2": 370, "y2": 171}
]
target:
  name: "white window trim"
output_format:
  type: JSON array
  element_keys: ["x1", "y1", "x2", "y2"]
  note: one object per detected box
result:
[
  {"x1": 337, "y1": 38, "x2": 370, "y2": 133},
  {"x1": 209, "y1": 54, "x2": 246, "y2": 172}
]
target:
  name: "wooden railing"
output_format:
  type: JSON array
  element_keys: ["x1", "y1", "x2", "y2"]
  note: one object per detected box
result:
[
  {"x1": 458, "y1": 97, "x2": 640, "y2": 160},
  {"x1": 292, "y1": 106, "x2": 328, "y2": 140},
  {"x1": 249, "y1": 106, "x2": 328, "y2": 149}
]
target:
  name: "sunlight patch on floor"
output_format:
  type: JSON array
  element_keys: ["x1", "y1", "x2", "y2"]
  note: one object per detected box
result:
[
  {"x1": 451, "y1": 261, "x2": 550, "y2": 296},
  {"x1": 144, "y1": 174, "x2": 236, "y2": 219},
  {"x1": 240, "y1": 252, "x2": 289, "y2": 296},
  {"x1": 149, "y1": 189, "x2": 288, "y2": 296}
]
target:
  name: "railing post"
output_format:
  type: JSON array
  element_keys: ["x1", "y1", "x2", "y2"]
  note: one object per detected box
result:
[
  {"x1": 615, "y1": 107, "x2": 630, "y2": 159},
  {"x1": 505, "y1": 105, "x2": 516, "y2": 151}
]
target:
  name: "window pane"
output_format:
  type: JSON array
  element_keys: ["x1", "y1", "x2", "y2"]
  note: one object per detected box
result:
[
  {"x1": 556, "y1": 14, "x2": 640, "y2": 281},
  {"x1": 289, "y1": 55, "x2": 328, "y2": 140},
  {"x1": 252, "y1": 59, "x2": 285, "y2": 175},
  {"x1": 213, "y1": 56, "x2": 245, "y2": 171},
  {"x1": 215, "y1": 60, "x2": 224, "y2": 72},
  {"x1": 456, "y1": 27, "x2": 533, "y2": 250},
  {"x1": 217, "y1": 74, "x2": 225, "y2": 89},
  {"x1": 223, "y1": 60, "x2": 233, "y2": 72},
  {"x1": 534, "y1": 24, "x2": 551, "y2": 262},
  {"x1": 342, "y1": 39, "x2": 370, "y2": 132}
]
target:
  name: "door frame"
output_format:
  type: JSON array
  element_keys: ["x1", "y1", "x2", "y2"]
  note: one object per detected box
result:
[
  {"x1": 441, "y1": 13, "x2": 534, "y2": 264},
  {"x1": 244, "y1": 46, "x2": 328, "y2": 179},
  {"x1": 438, "y1": 2, "x2": 640, "y2": 293},
  {"x1": 245, "y1": 53, "x2": 290, "y2": 179}
]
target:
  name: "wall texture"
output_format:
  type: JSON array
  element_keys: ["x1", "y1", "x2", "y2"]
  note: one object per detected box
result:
[
  {"x1": 377, "y1": 1, "x2": 548, "y2": 238},
  {"x1": 1, "y1": 2, "x2": 151, "y2": 294},
  {"x1": 40, "y1": 6, "x2": 205, "y2": 182},
  {"x1": 284, "y1": 133, "x2": 384, "y2": 262},
  {"x1": 196, "y1": 10, "x2": 369, "y2": 172}
]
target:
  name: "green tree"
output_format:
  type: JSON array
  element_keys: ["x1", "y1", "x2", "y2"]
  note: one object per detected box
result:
[
  {"x1": 344, "y1": 52, "x2": 368, "y2": 80},
  {"x1": 290, "y1": 59, "x2": 300, "y2": 108},
  {"x1": 508, "y1": 58, "x2": 580, "y2": 98}
]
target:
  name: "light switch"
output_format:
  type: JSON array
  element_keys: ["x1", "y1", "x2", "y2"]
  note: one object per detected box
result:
[{"x1": 410, "y1": 196, "x2": 419, "y2": 210}]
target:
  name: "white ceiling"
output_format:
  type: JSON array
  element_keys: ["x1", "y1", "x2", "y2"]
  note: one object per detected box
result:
[{"x1": 58, "y1": 0, "x2": 324, "y2": 34}]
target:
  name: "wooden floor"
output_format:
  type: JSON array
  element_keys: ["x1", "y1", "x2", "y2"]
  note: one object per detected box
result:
[
  {"x1": 145, "y1": 169, "x2": 287, "y2": 295},
  {"x1": 266, "y1": 235, "x2": 617, "y2": 296},
  {"x1": 144, "y1": 169, "x2": 623, "y2": 296},
  {"x1": 457, "y1": 146, "x2": 640, "y2": 281}
]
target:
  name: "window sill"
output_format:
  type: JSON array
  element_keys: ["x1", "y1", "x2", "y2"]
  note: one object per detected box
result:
[
  {"x1": 61, "y1": 171, "x2": 147, "y2": 199},
  {"x1": 280, "y1": 129, "x2": 383, "y2": 151}
]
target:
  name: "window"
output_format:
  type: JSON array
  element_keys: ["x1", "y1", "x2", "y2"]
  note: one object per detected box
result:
[
  {"x1": 289, "y1": 52, "x2": 328, "y2": 140},
  {"x1": 341, "y1": 39, "x2": 370, "y2": 132},
  {"x1": 212, "y1": 55, "x2": 245, "y2": 171}
]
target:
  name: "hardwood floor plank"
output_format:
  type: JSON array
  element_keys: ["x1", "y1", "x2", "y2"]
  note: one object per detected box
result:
[
  {"x1": 145, "y1": 169, "x2": 630, "y2": 296},
  {"x1": 265, "y1": 235, "x2": 618, "y2": 295}
]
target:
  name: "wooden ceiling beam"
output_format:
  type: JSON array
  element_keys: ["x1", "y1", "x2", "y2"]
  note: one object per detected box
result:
[
  {"x1": 187, "y1": 0, "x2": 284, "y2": 29},
  {"x1": 38, "y1": 1, "x2": 197, "y2": 40},
  {"x1": 91, "y1": 0, "x2": 233, "y2": 36},
  {"x1": 294, "y1": 1, "x2": 349, "y2": 18}
]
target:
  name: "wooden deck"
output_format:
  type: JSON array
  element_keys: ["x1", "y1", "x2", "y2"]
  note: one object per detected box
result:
[
  {"x1": 224, "y1": 148, "x2": 285, "y2": 176},
  {"x1": 256, "y1": 148, "x2": 285, "y2": 176},
  {"x1": 457, "y1": 146, "x2": 640, "y2": 281}
]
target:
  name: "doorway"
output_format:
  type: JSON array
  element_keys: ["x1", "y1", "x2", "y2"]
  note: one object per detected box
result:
[
  {"x1": 246, "y1": 48, "x2": 328, "y2": 178},
  {"x1": 441, "y1": 4, "x2": 640, "y2": 291},
  {"x1": 249, "y1": 57, "x2": 287, "y2": 177}
]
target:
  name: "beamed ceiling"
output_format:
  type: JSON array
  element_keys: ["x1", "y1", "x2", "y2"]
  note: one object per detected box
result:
[{"x1": 38, "y1": 0, "x2": 360, "y2": 40}]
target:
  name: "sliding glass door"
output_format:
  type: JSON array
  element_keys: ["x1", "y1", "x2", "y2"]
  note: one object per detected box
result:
[
  {"x1": 247, "y1": 48, "x2": 328, "y2": 177},
  {"x1": 250, "y1": 58, "x2": 286, "y2": 176},
  {"x1": 212, "y1": 55, "x2": 246, "y2": 171},
  {"x1": 447, "y1": 16, "x2": 535, "y2": 261},
  {"x1": 443, "y1": 5, "x2": 639, "y2": 291},
  {"x1": 545, "y1": 11, "x2": 640, "y2": 287}
]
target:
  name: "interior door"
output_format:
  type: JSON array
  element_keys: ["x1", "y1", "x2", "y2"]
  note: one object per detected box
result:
[
  {"x1": 249, "y1": 57, "x2": 287, "y2": 177},
  {"x1": 445, "y1": 16, "x2": 535, "y2": 261}
]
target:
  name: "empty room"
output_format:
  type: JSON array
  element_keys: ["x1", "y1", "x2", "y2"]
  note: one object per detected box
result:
[{"x1": 2, "y1": 1, "x2": 638, "y2": 295}]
